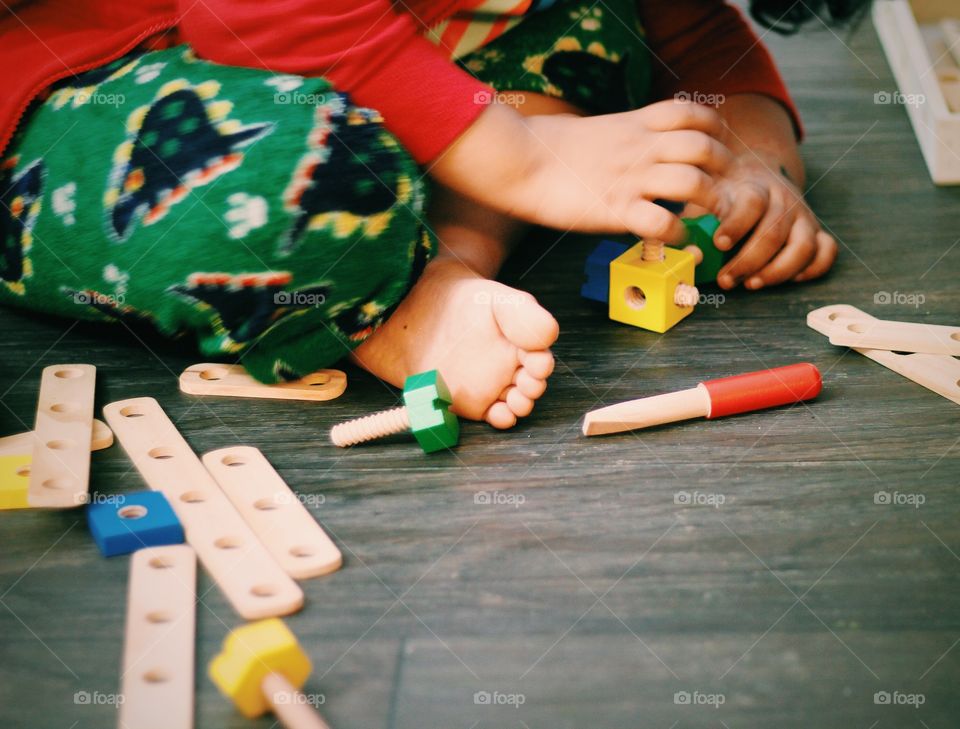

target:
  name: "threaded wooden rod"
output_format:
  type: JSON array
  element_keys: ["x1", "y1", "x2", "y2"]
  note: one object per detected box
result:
[{"x1": 330, "y1": 407, "x2": 410, "y2": 447}]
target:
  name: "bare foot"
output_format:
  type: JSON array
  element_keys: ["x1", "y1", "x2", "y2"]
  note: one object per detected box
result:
[{"x1": 351, "y1": 257, "x2": 559, "y2": 428}]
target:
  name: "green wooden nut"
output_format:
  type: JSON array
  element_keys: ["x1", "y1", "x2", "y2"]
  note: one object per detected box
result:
[
  {"x1": 402, "y1": 370, "x2": 459, "y2": 453},
  {"x1": 682, "y1": 214, "x2": 729, "y2": 284}
]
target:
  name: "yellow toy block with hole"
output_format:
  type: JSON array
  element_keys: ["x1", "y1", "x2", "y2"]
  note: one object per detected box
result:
[
  {"x1": 608, "y1": 243, "x2": 698, "y2": 333},
  {"x1": 209, "y1": 618, "x2": 312, "y2": 718},
  {"x1": 0, "y1": 454, "x2": 31, "y2": 510}
]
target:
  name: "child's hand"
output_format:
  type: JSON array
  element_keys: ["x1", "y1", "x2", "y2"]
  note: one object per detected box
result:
[
  {"x1": 432, "y1": 101, "x2": 732, "y2": 244},
  {"x1": 712, "y1": 152, "x2": 837, "y2": 289}
]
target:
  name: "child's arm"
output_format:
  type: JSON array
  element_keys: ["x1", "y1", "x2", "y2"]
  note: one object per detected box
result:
[
  {"x1": 638, "y1": 0, "x2": 837, "y2": 288},
  {"x1": 179, "y1": 0, "x2": 731, "y2": 242}
]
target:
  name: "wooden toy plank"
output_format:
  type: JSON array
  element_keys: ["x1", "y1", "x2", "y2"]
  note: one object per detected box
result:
[
  {"x1": 808, "y1": 305, "x2": 960, "y2": 405},
  {"x1": 0, "y1": 418, "x2": 113, "y2": 457},
  {"x1": 118, "y1": 545, "x2": 196, "y2": 729},
  {"x1": 180, "y1": 364, "x2": 346, "y2": 402},
  {"x1": 202, "y1": 446, "x2": 342, "y2": 579},
  {"x1": 828, "y1": 317, "x2": 960, "y2": 355},
  {"x1": 27, "y1": 364, "x2": 96, "y2": 509},
  {"x1": 103, "y1": 398, "x2": 304, "y2": 619},
  {"x1": 941, "y1": 19, "x2": 960, "y2": 68}
]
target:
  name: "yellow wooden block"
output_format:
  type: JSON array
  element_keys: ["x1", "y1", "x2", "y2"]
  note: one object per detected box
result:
[
  {"x1": 609, "y1": 244, "x2": 696, "y2": 333},
  {"x1": 0, "y1": 454, "x2": 31, "y2": 510},
  {"x1": 209, "y1": 618, "x2": 312, "y2": 718}
]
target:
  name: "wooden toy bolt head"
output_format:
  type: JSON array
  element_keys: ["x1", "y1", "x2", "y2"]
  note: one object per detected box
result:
[
  {"x1": 210, "y1": 618, "x2": 330, "y2": 728},
  {"x1": 330, "y1": 370, "x2": 459, "y2": 453}
]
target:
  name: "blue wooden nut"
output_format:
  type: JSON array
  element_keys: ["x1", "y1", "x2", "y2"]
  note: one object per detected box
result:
[
  {"x1": 87, "y1": 491, "x2": 184, "y2": 557},
  {"x1": 581, "y1": 240, "x2": 629, "y2": 304}
]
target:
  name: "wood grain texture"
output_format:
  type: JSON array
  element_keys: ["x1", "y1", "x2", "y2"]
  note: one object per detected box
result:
[{"x1": 0, "y1": 11, "x2": 958, "y2": 729}]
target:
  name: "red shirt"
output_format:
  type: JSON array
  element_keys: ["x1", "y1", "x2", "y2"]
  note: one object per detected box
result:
[{"x1": 0, "y1": 0, "x2": 800, "y2": 163}]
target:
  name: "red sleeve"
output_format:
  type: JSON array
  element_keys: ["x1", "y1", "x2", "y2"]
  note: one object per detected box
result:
[
  {"x1": 637, "y1": 0, "x2": 803, "y2": 139},
  {"x1": 178, "y1": 0, "x2": 492, "y2": 164}
]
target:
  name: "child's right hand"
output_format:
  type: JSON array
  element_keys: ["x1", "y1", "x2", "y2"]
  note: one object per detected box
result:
[{"x1": 431, "y1": 100, "x2": 732, "y2": 243}]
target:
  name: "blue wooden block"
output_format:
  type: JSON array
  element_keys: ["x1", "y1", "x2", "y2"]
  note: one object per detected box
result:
[
  {"x1": 581, "y1": 240, "x2": 629, "y2": 303},
  {"x1": 87, "y1": 491, "x2": 184, "y2": 557}
]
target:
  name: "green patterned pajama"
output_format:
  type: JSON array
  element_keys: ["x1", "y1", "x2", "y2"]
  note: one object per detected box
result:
[{"x1": 0, "y1": 0, "x2": 650, "y2": 382}]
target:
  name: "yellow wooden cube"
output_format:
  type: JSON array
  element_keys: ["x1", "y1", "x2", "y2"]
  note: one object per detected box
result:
[
  {"x1": 0, "y1": 454, "x2": 31, "y2": 510},
  {"x1": 209, "y1": 618, "x2": 312, "y2": 718},
  {"x1": 608, "y1": 244, "x2": 697, "y2": 333}
]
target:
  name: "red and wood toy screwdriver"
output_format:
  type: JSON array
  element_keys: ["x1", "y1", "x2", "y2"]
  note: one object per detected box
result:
[{"x1": 583, "y1": 363, "x2": 822, "y2": 436}]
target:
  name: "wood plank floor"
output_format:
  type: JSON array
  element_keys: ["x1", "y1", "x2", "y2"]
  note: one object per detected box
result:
[{"x1": 1, "y1": 10, "x2": 958, "y2": 729}]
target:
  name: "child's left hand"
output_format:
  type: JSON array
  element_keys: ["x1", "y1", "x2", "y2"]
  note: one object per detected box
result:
[{"x1": 710, "y1": 151, "x2": 837, "y2": 290}]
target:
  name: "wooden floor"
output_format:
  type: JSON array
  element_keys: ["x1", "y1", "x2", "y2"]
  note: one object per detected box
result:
[{"x1": 2, "y1": 11, "x2": 959, "y2": 729}]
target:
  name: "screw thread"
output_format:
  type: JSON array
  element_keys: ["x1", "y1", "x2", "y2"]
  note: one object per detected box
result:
[
  {"x1": 330, "y1": 407, "x2": 410, "y2": 447},
  {"x1": 641, "y1": 239, "x2": 664, "y2": 262},
  {"x1": 674, "y1": 283, "x2": 699, "y2": 307}
]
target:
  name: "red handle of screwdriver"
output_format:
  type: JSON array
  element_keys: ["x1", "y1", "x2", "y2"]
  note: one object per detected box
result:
[{"x1": 702, "y1": 362, "x2": 822, "y2": 419}]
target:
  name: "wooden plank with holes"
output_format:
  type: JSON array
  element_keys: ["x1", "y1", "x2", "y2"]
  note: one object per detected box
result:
[
  {"x1": 827, "y1": 317, "x2": 960, "y2": 355},
  {"x1": 202, "y1": 446, "x2": 342, "y2": 579},
  {"x1": 27, "y1": 364, "x2": 96, "y2": 508},
  {"x1": 807, "y1": 305, "x2": 960, "y2": 405},
  {"x1": 0, "y1": 418, "x2": 113, "y2": 457},
  {"x1": 118, "y1": 545, "x2": 196, "y2": 729},
  {"x1": 103, "y1": 397, "x2": 304, "y2": 619},
  {"x1": 179, "y1": 364, "x2": 346, "y2": 402}
]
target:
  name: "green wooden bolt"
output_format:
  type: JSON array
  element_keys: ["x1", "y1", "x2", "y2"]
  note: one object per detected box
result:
[{"x1": 329, "y1": 370, "x2": 459, "y2": 453}]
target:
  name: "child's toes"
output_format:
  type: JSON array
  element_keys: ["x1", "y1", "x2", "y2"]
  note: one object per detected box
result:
[
  {"x1": 517, "y1": 349, "x2": 555, "y2": 380},
  {"x1": 502, "y1": 386, "x2": 535, "y2": 417},
  {"x1": 492, "y1": 289, "x2": 559, "y2": 351},
  {"x1": 514, "y1": 368, "x2": 547, "y2": 399},
  {"x1": 484, "y1": 400, "x2": 517, "y2": 429}
]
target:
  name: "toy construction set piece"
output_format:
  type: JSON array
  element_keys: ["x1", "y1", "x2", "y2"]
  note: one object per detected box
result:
[
  {"x1": 210, "y1": 618, "x2": 332, "y2": 728},
  {"x1": 0, "y1": 419, "x2": 113, "y2": 511},
  {"x1": 118, "y1": 545, "x2": 196, "y2": 729},
  {"x1": 203, "y1": 446, "x2": 342, "y2": 579},
  {"x1": 28, "y1": 364, "x2": 97, "y2": 508},
  {"x1": 583, "y1": 363, "x2": 822, "y2": 436},
  {"x1": 87, "y1": 490, "x2": 185, "y2": 557},
  {"x1": 330, "y1": 370, "x2": 459, "y2": 453},
  {"x1": 826, "y1": 317, "x2": 960, "y2": 356},
  {"x1": 104, "y1": 397, "x2": 304, "y2": 619},
  {"x1": 180, "y1": 364, "x2": 347, "y2": 402},
  {"x1": 0, "y1": 418, "x2": 113, "y2": 456},
  {"x1": 808, "y1": 304, "x2": 960, "y2": 405},
  {"x1": 581, "y1": 215, "x2": 728, "y2": 333}
]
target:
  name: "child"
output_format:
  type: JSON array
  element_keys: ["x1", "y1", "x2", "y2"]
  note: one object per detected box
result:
[{"x1": 0, "y1": 0, "x2": 862, "y2": 428}]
